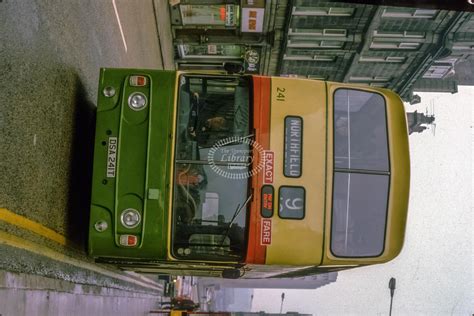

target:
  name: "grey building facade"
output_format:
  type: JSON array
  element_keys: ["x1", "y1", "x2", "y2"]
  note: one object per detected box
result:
[
  {"x1": 168, "y1": 0, "x2": 274, "y2": 74},
  {"x1": 277, "y1": 1, "x2": 474, "y2": 103},
  {"x1": 166, "y1": 1, "x2": 474, "y2": 103}
]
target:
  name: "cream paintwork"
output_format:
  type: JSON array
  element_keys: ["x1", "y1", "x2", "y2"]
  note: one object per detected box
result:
[
  {"x1": 165, "y1": 74, "x2": 410, "y2": 273},
  {"x1": 265, "y1": 79, "x2": 410, "y2": 267},
  {"x1": 265, "y1": 77, "x2": 327, "y2": 265}
]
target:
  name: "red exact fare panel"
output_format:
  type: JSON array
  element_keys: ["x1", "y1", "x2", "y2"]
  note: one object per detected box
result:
[{"x1": 246, "y1": 76, "x2": 271, "y2": 264}]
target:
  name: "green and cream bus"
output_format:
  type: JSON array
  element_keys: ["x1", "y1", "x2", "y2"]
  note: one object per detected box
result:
[{"x1": 88, "y1": 69, "x2": 410, "y2": 278}]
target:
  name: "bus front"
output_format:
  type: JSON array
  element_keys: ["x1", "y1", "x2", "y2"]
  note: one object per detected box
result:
[
  {"x1": 89, "y1": 70, "x2": 410, "y2": 278},
  {"x1": 89, "y1": 70, "x2": 254, "y2": 277},
  {"x1": 89, "y1": 69, "x2": 176, "y2": 261}
]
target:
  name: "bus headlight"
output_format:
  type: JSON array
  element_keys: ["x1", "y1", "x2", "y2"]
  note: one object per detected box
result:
[
  {"x1": 120, "y1": 208, "x2": 141, "y2": 228},
  {"x1": 128, "y1": 92, "x2": 147, "y2": 111}
]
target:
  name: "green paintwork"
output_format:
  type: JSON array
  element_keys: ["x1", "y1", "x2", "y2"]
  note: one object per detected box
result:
[{"x1": 88, "y1": 68, "x2": 176, "y2": 260}]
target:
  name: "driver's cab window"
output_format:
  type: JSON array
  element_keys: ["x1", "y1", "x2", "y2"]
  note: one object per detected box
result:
[
  {"x1": 177, "y1": 75, "x2": 250, "y2": 158},
  {"x1": 172, "y1": 75, "x2": 251, "y2": 262}
]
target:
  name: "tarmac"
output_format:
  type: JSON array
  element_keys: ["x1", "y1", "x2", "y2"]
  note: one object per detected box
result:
[{"x1": 0, "y1": 1, "x2": 175, "y2": 314}]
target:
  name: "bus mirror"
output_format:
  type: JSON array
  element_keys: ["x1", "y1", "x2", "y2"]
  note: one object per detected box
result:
[
  {"x1": 222, "y1": 268, "x2": 242, "y2": 279},
  {"x1": 224, "y1": 62, "x2": 244, "y2": 75}
]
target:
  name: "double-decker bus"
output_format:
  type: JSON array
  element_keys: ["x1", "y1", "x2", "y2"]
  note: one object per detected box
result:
[{"x1": 88, "y1": 69, "x2": 410, "y2": 278}]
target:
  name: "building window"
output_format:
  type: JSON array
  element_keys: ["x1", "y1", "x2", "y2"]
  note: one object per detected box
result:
[
  {"x1": 284, "y1": 54, "x2": 312, "y2": 61},
  {"x1": 280, "y1": 74, "x2": 305, "y2": 78},
  {"x1": 452, "y1": 44, "x2": 474, "y2": 50},
  {"x1": 385, "y1": 56, "x2": 406, "y2": 63},
  {"x1": 373, "y1": 30, "x2": 425, "y2": 38},
  {"x1": 423, "y1": 61, "x2": 456, "y2": 79},
  {"x1": 413, "y1": 9, "x2": 438, "y2": 18},
  {"x1": 289, "y1": 28, "x2": 347, "y2": 37},
  {"x1": 314, "y1": 55, "x2": 336, "y2": 61},
  {"x1": 359, "y1": 56, "x2": 406, "y2": 63},
  {"x1": 381, "y1": 8, "x2": 437, "y2": 19},
  {"x1": 307, "y1": 75, "x2": 328, "y2": 80},
  {"x1": 370, "y1": 41, "x2": 420, "y2": 50},
  {"x1": 283, "y1": 54, "x2": 335, "y2": 61},
  {"x1": 282, "y1": 74, "x2": 330, "y2": 81},
  {"x1": 177, "y1": 44, "x2": 244, "y2": 59},
  {"x1": 324, "y1": 29, "x2": 348, "y2": 36},
  {"x1": 369, "y1": 83, "x2": 388, "y2": 87},
  {"x1": 288, "y1": 40, "x2": 344, "y2": 49},
  {"x1": 349, "y1": 76, "x2": 391, "y2": 83},
  {"x1": 292, "y1": 6, "x2": 354, "y2": 17},
  {"x1": 180, "y1": 5, "x2": 239, "y2": 27},
  {"x1": 290, "y1": 28, "x2": 323, "y2": 36},
  {"x1": 386, "y1": 56, "x2": 406, "y2": 62},
  {"x1": 398, "y1": 42, "x2": 420, "y2": 49},
  {"x1": 321, "y1": 41, "x2": 344, "y2": 48}
]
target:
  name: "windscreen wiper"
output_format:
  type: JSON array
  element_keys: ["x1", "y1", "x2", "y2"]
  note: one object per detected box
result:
[{"x1": 219, "y1": 193, "x2": 253, "y2": 246}]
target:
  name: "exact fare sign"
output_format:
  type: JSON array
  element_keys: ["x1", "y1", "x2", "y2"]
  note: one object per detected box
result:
[
  {"x1": 260, "y1": 219, "x2": 272, "y2": 245},
  {"x1": 263, "y1": 150, "x2": 274, "y2": 184}
]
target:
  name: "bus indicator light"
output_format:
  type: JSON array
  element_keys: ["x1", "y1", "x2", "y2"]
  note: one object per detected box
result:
[
  {"x1": 263, "y1": 151, "x2": 274, "y2": 184},
  {"x1": 129, "y1": 75, "x2": 147, "y2": 86},
  {"x1": 119, "y1": 235, "x2": 138, "y2": 247},
  {"x1": 261, "y1": 219, "x2": 272, "y2": 245}
]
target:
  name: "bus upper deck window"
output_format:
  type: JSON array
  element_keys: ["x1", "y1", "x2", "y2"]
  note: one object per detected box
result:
[
  {"x1": 331, "y1": 88, "x2": 392, "y2": 258},
  {"x1": 331, "y1": 172, "x2": 389, "y2": 257},
  {"x1": 333, "y1": 89, "x2": 389, "y2": 172}
]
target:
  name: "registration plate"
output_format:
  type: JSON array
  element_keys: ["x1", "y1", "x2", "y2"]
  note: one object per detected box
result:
[{"x1": 106, "y1": 137, "x2": 117, "y2": 178}]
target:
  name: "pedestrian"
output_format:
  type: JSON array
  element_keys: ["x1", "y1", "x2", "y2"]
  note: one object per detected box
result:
[{"x1": 171, "y1": 297, "x2": 200, "y2": 311}]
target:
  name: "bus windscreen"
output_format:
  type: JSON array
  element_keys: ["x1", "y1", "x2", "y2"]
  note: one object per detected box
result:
[
  {"x1": 171, "y1": 75, "x2": 251, "y2": 261},
  {"x1": 331, "y1": 88, "x2": 390, "y2": 258}
]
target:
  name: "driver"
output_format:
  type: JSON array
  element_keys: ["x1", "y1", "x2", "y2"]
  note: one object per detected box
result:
[
  {"x1": 174, "y1": 164, "x2": 207, "y2": 224},
  {"x1": 187, "y1": 92, "x2": 230, "y2": 146}
]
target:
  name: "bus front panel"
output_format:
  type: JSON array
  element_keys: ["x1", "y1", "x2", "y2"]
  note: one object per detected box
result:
[
  {"x1": 247, "y1": 76, "x2": 327, "y2": 266},
  {"x1": 88, "y1": 68, "x2": 176, "y2": 260}
]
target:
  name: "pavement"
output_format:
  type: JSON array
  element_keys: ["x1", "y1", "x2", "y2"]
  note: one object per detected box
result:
[
  {"x1": 0, "y1": 270, "x2": 162, "y2": 316},
  {"x1": 153, "y1": 0, "x2": 175, "y2": 70}
]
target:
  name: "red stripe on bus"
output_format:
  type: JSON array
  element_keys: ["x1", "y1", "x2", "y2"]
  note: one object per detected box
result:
[{"x1": 246, "y1": 76, "x2": 271, "y2": 264}]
